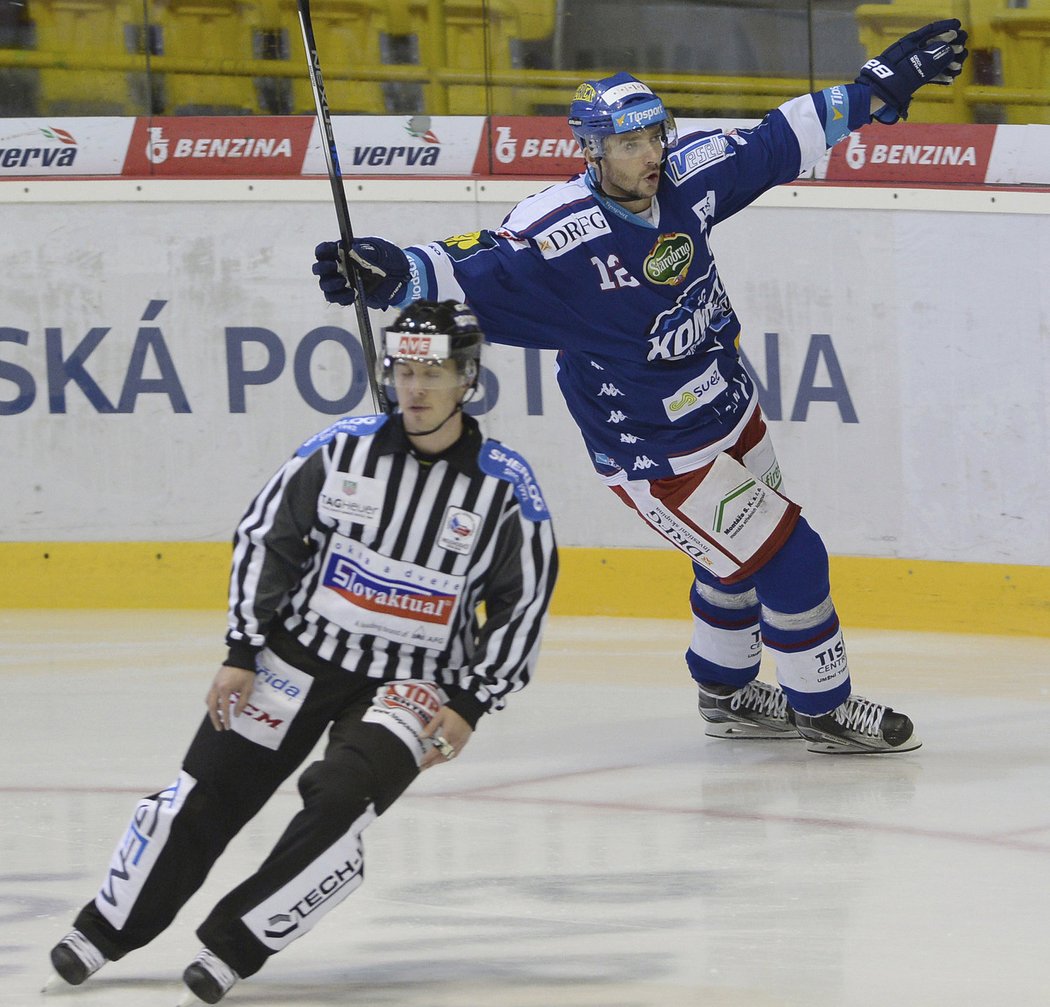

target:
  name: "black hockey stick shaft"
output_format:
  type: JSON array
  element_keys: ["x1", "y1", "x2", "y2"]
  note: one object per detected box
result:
[{"x1": 296, "y1": 0, "x2": 387, "y2": 412}]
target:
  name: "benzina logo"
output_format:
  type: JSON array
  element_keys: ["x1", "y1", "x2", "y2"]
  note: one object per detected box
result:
[{"x1": 145, "y1": 125, "x2": 293, "y2": 164}]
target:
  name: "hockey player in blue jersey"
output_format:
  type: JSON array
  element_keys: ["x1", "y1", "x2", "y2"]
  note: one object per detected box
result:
[{"x1": 313, "y1": 22, "x2": 968, "y2": 753}]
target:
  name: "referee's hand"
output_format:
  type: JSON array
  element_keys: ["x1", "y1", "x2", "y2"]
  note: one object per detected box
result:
[
  {"x1": 207, "y1": 665, "x2": 257, "y2": 731},
  {"x1": 420, "y1": 707, "x2": 472, "y2": 770}
]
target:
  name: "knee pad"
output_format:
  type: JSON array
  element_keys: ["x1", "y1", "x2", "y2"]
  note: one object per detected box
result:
[{"x1": 297, "y1": 755, "x2": 376, "y2": 831}]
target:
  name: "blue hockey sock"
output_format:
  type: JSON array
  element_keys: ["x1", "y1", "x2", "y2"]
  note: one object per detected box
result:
[
  {"x1": 752, "y1": 518, "x2": 850, "y2": 715},
  {"x1": 685, "y1": 564, "x2": 761, "y2": 688}
]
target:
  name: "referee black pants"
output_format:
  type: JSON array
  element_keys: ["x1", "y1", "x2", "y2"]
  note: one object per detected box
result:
[{"x1": 72, "y1": 653, "x2": 419, "y2": 979}]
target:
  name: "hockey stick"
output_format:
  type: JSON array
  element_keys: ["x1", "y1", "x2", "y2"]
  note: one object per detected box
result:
[{"x1": 296, "y1": 0, "x2": 387, "y2": 412}]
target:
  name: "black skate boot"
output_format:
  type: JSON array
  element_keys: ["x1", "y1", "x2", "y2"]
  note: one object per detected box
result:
[
  {"x1": 181, "y1": 948, "x2": 240, "y2": 1004},
  {"x1": 794, "y1": 695, "x2": 921, "y2": 753},
  {"x1": 46, "y1": 929, "x2": 107, "y2": 987},
  {"x1": 697, "y1": 679, "x2": 798, "y2": 739}
]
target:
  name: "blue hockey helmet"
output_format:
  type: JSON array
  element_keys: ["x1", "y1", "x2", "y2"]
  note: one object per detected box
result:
[{"x1": 568, "y1": 72, "x2": 678, "y2": 159}]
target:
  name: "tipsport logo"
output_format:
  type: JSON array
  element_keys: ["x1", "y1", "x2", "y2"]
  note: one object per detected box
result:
[{"x1": 613, "y1": 99, "x2": 665, "y2": 133}]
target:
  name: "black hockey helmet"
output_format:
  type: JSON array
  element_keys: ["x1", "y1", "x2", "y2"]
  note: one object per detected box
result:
[{"x1": 378, "y1": 300, "x2": 484, "y2": 406}]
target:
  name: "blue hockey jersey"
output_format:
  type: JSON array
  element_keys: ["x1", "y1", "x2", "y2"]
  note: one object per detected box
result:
[{"x1": 397, "y1": 85, "x2": 870, "y2": 480}]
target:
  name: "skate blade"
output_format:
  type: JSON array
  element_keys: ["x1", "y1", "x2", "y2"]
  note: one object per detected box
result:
[
  {"x1": 176, "y1": 989, "x2": 203, "y2": 1007},
  {"x1": 704, "y1": 722, "x2": 800, "y2": 740},
  {"x1": 41, "y1": 971, "x2": 65, "y2": 994},
  {"x1": 805, "y1": 735, "x2": 923, "y2": 755}
]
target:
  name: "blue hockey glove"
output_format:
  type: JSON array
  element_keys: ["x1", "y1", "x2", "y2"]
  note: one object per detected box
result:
[
  {"x1": 312, "y1": 237, "x2": 410, "y2": 309},
  {"x1": 856, "y1": 19, "x2": 969, "y2": 124}
]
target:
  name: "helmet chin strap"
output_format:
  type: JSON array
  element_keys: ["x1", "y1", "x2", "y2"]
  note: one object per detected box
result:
[
  {"x1": 401, "y1": 402, "x2": 463, "y2": 440},
  {"x1": 398, "y1": 383, "x2": 477, "y2": 441}
]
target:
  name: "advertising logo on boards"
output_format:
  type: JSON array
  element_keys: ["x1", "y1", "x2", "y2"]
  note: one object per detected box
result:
[
  {"x1": 0, "y1": 119, "x2": 135, "y2": 176},
  {"x1": 122, "y1": 117, "x2": 313, "y2": 177},
  {"x1": 300, "y1": 116, "x2": 483, "y2": 176},
  {"x1": 824, "y1": 123, "x2": 995, "y2": 184},
  {"x1": 473, "y1": 117, "x2": 583, "y2": 176}
]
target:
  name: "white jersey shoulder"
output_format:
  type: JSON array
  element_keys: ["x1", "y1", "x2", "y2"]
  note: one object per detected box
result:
[{"x1": 502, "y1": 175, "x2": 592, "y2": 233}]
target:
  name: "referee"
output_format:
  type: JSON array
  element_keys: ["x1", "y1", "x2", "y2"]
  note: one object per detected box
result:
[{"x1": 48, "y1": 300, "x2": 559, "y2": 1004}]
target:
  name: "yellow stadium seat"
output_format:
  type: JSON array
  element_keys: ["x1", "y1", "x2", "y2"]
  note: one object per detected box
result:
[
  {"x1": 386, "y1": 0, "x2": 556, "y2": 113},
  {"x1": 151, "y1": 0, "x2": 258, "y2": 113},
  {"x1": 29, "y1": 0, "x2": 143, "y2": 114},
  {"x1": 278, "y1": 0, "x2": 390, "y2": 114},
  {"x1": 988, "y1": 0, "x2": 1050, "y2": 123}
]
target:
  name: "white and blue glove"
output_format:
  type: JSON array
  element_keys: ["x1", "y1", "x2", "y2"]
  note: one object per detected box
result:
[
  {"x1": 856, "y1": 19, "x2": 969, "y2": 124},
  {"x1": 312, "y1": 237, "x2": 410, "y2": 308}
]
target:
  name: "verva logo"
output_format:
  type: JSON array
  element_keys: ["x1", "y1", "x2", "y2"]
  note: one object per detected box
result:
[
  {"x1": 474, "y1": 117, "x2": 582, "y2": 176},
  {"x1": 825, "y1": 123, "x2": 996, "y2": 184},
  {"x1": 122, "y1": 116, "x2": 313, "y2": 177}
]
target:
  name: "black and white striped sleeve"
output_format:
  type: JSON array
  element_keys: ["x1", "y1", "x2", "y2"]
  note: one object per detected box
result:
[
  {"x1": 446, "y1": 496, "x2": 558, "y2": 725},
  {"x1": 224, "y1": 444, "x2": 330, "y2": 669}
]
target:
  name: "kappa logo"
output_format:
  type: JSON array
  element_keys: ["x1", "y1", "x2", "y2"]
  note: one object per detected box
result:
[
  {"x1": 607, "y1": 410, "x2": 627, "y2": 424},
  {"x1": 598, "y1": 383, "x2": 624, "y2": 397},
  {"x1": 632, "y1": 455, "x2": 657, "y2": 471}
]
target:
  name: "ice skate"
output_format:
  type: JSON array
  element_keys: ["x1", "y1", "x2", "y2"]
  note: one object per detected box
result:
[
  {"x1": 180, "y1": 948, "x2": 240, "y2": 1005},
  {"x1": 697, "y1": 679, "x2": 798, "y2": 739},
  {"x1": 794, "y1": 695, "x2": 921, "y2": 753},
  {"x1": 43, "y1": 929, "x2": 106, "y2": 990}
]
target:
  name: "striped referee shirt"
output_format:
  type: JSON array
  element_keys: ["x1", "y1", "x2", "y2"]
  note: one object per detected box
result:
[{"x1": 225, "y1": 412, "x2": 558, "y2": 726}]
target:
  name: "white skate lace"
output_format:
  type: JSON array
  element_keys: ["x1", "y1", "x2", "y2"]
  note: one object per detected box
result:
[
  {"x1": 832, "y1": 696, "x2": 886, "y2": 737},
  {"x1": 60, "y1": 930, "x2": 106, "y2": 973},
  {"x1": 730, "y1": 681, "x2": 789, "y2": 722}
]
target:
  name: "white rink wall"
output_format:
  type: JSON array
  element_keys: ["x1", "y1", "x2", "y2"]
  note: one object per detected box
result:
[{"x1": 1, "y1": 179, "x2": 1048, "y2": 566}]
